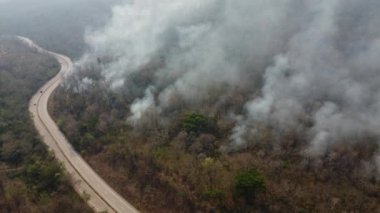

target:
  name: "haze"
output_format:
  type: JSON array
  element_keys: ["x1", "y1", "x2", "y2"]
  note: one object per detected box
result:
[{"x1": 0, "y1": 0, "x2": 121, "y2": 58}]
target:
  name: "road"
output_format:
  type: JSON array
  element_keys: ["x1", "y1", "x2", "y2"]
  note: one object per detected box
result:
[{"x1": 19, "y1": 36, "x2": 139, "y2": 213}]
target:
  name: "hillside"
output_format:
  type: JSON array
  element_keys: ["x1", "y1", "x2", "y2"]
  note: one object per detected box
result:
[
  {"x1": 52, "y1": 81, "x2": 380, "y2": 212},
  {"x1": 52, "y1": 0, "x2": 380, "y2": 212}
]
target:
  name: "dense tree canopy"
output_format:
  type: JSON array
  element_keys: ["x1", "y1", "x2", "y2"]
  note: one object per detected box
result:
[{"x1": 0, "y1": 37, "x2": 91, "y2": 212}]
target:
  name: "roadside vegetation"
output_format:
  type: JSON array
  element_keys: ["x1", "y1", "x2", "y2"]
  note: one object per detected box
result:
[{"x1": 0, "y1": 37, "x2": 91, "y2": 212}]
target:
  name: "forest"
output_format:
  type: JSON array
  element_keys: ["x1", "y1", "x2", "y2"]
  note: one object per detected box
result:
[
  {"x1": 0, "y1": 0, "x2": 378, "y2": 212},
  {"x1": 0, "y1": 36, "x2": 91, "y2": 212},
  {"x1": 53, "y1": 64, "x2": 380, "y2": 212},
  {"x1": 51, "y1": 0, "x2": 380, "y2": 212}
]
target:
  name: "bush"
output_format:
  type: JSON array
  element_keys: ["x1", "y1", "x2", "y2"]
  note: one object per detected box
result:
[
  {"x1": 182, "y1": 113, "x2": 215, "y2": 135},
  {"x1": 234, "y1": 169, "x2": 265, "y2": 201},
  {"x1": 202, "y1": 189, "x2": 224, "y2": 200},
  {"x1": 23, "y1": 158, "x2": 64, "y2": 194}
]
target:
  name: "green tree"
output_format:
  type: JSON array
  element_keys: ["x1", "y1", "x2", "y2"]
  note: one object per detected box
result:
[
  {"x1": 234, "y1": 169, "x2": 265, "y2": 201},
  {"x1": 23, "y1": 158, "x2": 63, "y2": 194},
  {"x1": 182, "y1": 113, "x2": 215, "y2": 135}
]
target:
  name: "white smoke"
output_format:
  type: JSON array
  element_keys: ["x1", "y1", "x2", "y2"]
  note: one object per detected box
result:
[
  {"x1": 127, "y1": 86, "x2": 156, "y2": 125},
  {"x1": 68, "y1": 0, "x2": 380, "y2": 164}
]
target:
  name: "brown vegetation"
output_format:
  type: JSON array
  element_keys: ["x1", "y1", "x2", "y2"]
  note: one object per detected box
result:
[{"x1": 51, "y1": 76, "x2": 380, "y2": 212}]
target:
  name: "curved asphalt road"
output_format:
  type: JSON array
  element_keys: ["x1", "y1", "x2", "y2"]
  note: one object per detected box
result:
[{"x1": 19, "y1": 36, "x2": 139, "y2": 213}]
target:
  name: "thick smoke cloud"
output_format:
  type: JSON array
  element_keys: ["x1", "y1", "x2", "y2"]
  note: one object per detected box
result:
[
  {"x1": 69, "y1": 0, "x2": 380, "y2": 162},
  {"x1": 241, "y1": 0, "x2": 380, "y2": 157}
]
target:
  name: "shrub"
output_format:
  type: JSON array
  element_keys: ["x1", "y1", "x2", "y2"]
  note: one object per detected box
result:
[
  {"x1": 202, "y1": 189, "x2": 224, "y2": 200},
  {"x1": 23, "y1": 158, "x2": 63, "y2": 194},
  {"x1": 234, "y1": 169, "x2": 265, "y2": 201},
  {"x1": 182, "y1": 113, "x2": 215, "y2": 135}
]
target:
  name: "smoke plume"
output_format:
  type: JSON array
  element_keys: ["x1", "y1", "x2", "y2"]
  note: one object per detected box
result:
[{"x1": 66, "y1": 0, "x2": 380, "y2": 163}]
